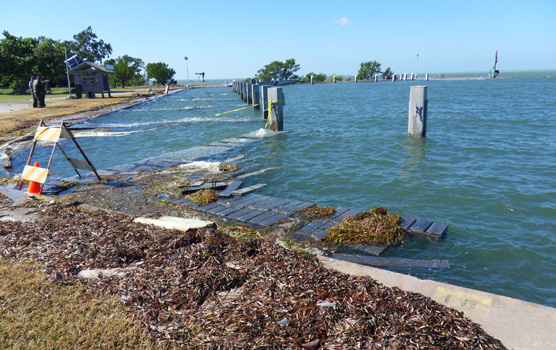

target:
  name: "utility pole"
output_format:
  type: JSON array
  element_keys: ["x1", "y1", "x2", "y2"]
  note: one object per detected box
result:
[{"x1": 184, "y1": 56, "x2": 190, "y2": 83}]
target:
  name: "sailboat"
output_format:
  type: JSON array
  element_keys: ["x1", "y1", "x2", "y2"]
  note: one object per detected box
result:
[{"x1": 491, "y1": 50, "x2": 500, "y2": 78}]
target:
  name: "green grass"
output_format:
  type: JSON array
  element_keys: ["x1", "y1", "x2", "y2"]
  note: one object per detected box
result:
[
  {"x1": 0, "y1": 86, "x2": 153, "y2": 103},
  {"x1": 0, "y1": 258, "x2": 173, "y2": 350}
]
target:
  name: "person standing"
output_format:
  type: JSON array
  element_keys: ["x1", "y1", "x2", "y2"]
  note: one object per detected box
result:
[
  {"x1": 33, "y1": 76, "x2": 46, "y2": 108},
  {"x1": 28, "y1": 76, "x2": 38, "y2": 108}
]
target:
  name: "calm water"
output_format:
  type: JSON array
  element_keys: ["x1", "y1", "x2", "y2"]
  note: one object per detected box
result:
[{"x1": 10, "y1": 71, "x2": 556, "y2": 307}]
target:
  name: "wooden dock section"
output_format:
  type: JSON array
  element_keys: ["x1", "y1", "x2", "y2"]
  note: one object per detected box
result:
[
  {"x1": 182, "y1": 193, "x2": 313, "y2": 227},
  {"x1": 180, "y1": 189, "x2": 448, "y2": 260}
]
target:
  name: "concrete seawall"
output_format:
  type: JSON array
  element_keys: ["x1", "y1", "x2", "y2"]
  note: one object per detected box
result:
[{"x1": 320, "y1": 256, "x2": 556, "y2": 350}]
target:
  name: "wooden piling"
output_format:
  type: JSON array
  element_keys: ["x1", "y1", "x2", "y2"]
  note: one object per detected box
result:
[
  {"x1": 267, "y1": 87, "x2": 285, "y2": 131},
  {"x1": 408, "y1": 85, "x2": 428, "y2": 138}
]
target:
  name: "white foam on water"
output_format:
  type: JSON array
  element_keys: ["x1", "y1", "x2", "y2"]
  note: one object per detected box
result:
[{"x1": 178, "y1": 161, "x2": 221, "y2": 173}]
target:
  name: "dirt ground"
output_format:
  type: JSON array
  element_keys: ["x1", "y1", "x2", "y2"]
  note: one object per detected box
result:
[{"x1": 0, "y1": 87, "x2": 175, "y2": 137}]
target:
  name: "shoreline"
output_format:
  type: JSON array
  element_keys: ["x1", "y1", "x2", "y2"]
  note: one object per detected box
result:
[{"x1": 1, "y1": 84, "x2": 555, "y2": 348}]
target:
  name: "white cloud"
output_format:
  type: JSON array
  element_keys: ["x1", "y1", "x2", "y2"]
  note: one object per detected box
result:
[{"x1": 334, "y1": 17, "x2": 353, "y2": 26}]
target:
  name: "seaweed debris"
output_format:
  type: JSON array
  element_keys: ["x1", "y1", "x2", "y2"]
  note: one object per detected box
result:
[
  {"x1": 0, "y1": 201, "x2": 506, "y2": 349},
  {"x1": 300, "y1": 205, "x2": 335, "y2": 220},
  {"x1": 186, "y1": 188, "x2": 219, "y2": 205},
  {"x1": 325, "y1": 207, "x2": 408, "y2": 246}
]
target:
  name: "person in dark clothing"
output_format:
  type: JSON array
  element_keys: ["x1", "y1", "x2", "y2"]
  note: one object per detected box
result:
[
  {"x1": 29, "y1": 76, "x2": 38, "y2": 108},
  {"x1": 33, "y1": 76, "x2": 46, "y2": 108}
]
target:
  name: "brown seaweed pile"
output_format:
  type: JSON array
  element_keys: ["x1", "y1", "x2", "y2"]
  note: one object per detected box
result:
[
  {"x1": 325, "y1": 207, "x2": 407, "y2": 246},
  {"x1": 0, "y1": 202, "x2": 506, "y2": 349}
]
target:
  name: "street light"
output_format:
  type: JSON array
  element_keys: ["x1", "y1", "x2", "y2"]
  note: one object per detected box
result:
[
  {"x1": 416, "y1": 54, "x2": 419, "y2": 78},
  {"x1": 184, "y1": 56, "x2": 190, "y2": 83}
]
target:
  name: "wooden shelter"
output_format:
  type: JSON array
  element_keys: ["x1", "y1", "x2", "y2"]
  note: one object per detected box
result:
[{"x1": 65, "y1": 55, "x2": 114, "y2": 98}]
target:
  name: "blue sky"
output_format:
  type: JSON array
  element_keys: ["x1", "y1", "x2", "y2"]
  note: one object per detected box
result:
[{"x1": 2, "y1": 0, "x2": 555, "y2": 79}]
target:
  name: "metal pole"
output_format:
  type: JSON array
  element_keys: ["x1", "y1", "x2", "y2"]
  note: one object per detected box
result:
[
  {"x1": 65, "y1": 44, "x2": 72, "y2": 98},
  {"x1": 184, "y1": 56, "x2": 190, "y2": 83},
  {"x1": 416, "y1": 54, "x2": 419, "y2": 78}
]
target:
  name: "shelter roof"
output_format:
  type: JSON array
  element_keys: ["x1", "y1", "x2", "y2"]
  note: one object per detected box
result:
[{"x1": 68, "y1": 61, "x2": 114, "y2": 74}]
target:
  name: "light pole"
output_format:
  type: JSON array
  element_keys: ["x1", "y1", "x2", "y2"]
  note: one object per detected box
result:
[
  {"x1": 416, "y1": 54, "x2": 419, "y2": 78},
  {"x1": 184, "y1": 56, "x2": 190, "y2": 83}
]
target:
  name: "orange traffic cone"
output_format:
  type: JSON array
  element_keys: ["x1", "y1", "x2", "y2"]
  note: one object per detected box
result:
[{"x1": 27, "y1": 162, "x2": 42, "y2": 195}]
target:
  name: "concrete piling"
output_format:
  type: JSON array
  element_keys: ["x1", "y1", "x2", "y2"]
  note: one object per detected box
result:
[
  {"x1": 260, "y1": 85, "x2": 269, "y2": 119},
  {"x1": 393, "y1": 74, "x2": 397, "y2": 82},
  {"x1": 333, "y1": 75, "x2": 336, "y2": 83},
  {"x1": 246, "y1": 83, "x2": 253, "y2": 105},
  {"x1": 375, "y1": 74, "x2": 378, "y2": 82},
  {"x1": 408, "y1": 85, "x2": 428, "y2": 138},
  {"x1": 310, "y1": 75, "x2": 314, "y2": 85},
  {"x1": 252, "y1": 84, "x2": 260, "y2": 109},
  {"x1": 425, "y1": 73, "x2": 429, "y2": 81},
  {"x1": 267, "y1": 87, "x2": 285, "y2": 131},
  {"x1": 355, "y1": 75, "x2": 358, "y2": 83}
]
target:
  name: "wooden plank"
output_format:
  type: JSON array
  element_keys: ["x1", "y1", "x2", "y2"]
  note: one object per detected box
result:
[
  {"x1": 299, "y1": 207, "x2": 351, "y2": 233},
  {"x1": 223, "y1": 154, "x2": 247, "y2": 163},
  {"x1": 231, "y1": 183, "x2": 266, "y2": 196},
  {"x1": 332, "y1": 253, "x2": 450, "y2": 269},
  {"x1": 426, "y1": 222, "x2": 448, "y2": 238},
  {"x1": 205, "y1": 204, "x2": 232, "y2": 214},
  {"x1": 218, "y1": 180, "x2": 243, "y2": 198},
  {"x1": 311, "y1": 229, "x2": 330, "y2": 240},
  {"x1": 213, "y1": 205, "x2": 247, "y2": 216},
  {"x1": 226, "y1": 206, "x2": 264, "y2": 220},
  {"x1": 180, "y1": 181, "x2": 230, "y2": 194},
  {"x1": 399, "y1": 217, "x2": 416, "y2": 230},
  {"x1": 250, "y1": 197, "x2": 292, "y2": 210},
  {"x1": 408, "y1": 219, "x2": 433, "y2": 234},
  {"x1": 256, "y1": 212, "x2": 289, "y2": 225},
  {"x1": 225, "y1": 193, "x2": 264, "y2": 206},
  {"x1": 233, "y1": 208, "x2": 268, "y2": 222},
  {"x1": 237, "y1": 167, "x2": 278, "y2": 179},
  {"x1": 248, "y1": 210, "x2": 283, "y2": 225},
  {"x1": 347, "y1": 243, "x2": 388, "y2": 257},
  {"x1": 212, "y1": 195, "x2": 269, "y2": 214}
]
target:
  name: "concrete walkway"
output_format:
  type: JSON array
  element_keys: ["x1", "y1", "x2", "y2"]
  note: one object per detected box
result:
[{"x1": 320, "y1": 256, "x2": 556, "y2": 350}]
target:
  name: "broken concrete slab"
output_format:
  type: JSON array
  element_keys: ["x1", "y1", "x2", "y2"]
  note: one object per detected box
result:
[{"x1": 134, "y1": 216, "x2": 216, "y2": 231}]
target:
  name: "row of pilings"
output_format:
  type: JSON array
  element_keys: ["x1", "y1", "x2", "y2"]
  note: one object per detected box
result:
[{"x1": 231, "y1": 81, "x2": 285, "y2": 131}]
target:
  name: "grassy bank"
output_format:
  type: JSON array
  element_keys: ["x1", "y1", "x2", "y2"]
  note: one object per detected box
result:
[{"x1": 0, "y1": 258, "x2": 171, "y2": 350}]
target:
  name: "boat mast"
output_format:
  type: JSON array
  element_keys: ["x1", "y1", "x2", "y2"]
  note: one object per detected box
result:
[{"x1": 492, "y1": 50, "x2": 500, "y2": 78}]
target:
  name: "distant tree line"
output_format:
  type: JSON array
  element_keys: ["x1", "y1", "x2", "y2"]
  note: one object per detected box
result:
[
  {"x1": 0, "y1": 26, "x2": 177, "y2": 93},
  {"x1": 250, "y1": 59, "x2": 396, "y2": 84}
]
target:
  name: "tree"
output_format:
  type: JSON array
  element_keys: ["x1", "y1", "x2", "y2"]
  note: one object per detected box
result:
[
  {"x1": 357, "y1": 60, "x2": 382, "y2": 80},
  {"x1": 71, "y1": 26, "x2": 112, "y2": 63},
  {"x1": 304, "y1": 72, "x2": 327, "y2": 83},
  {"x1": 106, "y1": 55, "x2": 144, "y2": 88},
  {"x1": 0, "y1": 31, "x2": 37, "y2": 92},
  {"x1": 382, "y1": 67, "x2": 393, "y2": 80},
  {"x1": 146, "y1": 62, "x2": 176, "y2": 85},
  {"x1": 256, "y1": 58, "x2": 300, "y2": 81},
  {"x1": 33, "y1": 37, "x2": 67, "y2": 86}
]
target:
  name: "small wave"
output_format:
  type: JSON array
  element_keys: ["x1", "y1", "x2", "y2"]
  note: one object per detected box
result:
[{"x1": 73, "y1": 128, "x2": 157, "y2": 137}]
